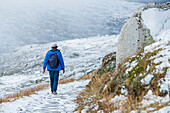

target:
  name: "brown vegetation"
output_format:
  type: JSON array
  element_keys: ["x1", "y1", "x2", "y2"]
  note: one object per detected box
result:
[
  {"x1": 75, "y1": 45, "x2": 170, "y2": 112},
  {"x1": 0, "y1": 74, "x2": 92, "y2": 104},
  {"x1": 0, "y1": 84, "x2": 49, "y2": 104},
  {"x1": 102, "y1": 52, "x2": 116, "y2": 66}
]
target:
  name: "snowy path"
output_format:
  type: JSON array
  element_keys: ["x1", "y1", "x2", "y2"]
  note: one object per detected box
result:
[{"x1": 0, "y1": 80, "x2": 90, "y2": 113}]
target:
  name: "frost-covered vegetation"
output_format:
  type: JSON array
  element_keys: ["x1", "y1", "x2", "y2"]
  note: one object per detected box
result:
[
  {"x1": 0, "y1": 35, "x2": 117, "y2": 98},
  {"x1": 75, "y1": 5, "x2": 170, "y2": 113},
  {"x1": 0, "y1": 2, "x2": 169, "y2": 113},
  {"x1": 75, "y1": 37, "x2": 170, "y2": 112}
]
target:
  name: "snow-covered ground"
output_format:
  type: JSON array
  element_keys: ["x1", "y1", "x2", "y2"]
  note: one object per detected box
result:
[
  {"x1": 0, "y1": 35, "x2": 118, "y2": 113},
  {"x1": 0, "y1": 2, "x2": 169, "y2": 113},
  {"x1": 126, "y1": 7, "x2": 170, "y2": 112},
  {"x1": 0, "y1": 80, "x2": 90, "y2": 113},
  {"x1": 125, "y1": 7, "x2": 170, "y2": 94},
  {"x1": 93, "y1": 6, "x2": 170, "y2": 113},
  {"x1": 0, "y1": 0, "x2": 146, "y2": 54},
  {"x1": 142, "y1": 8, "x2": 170, "y2": 81},
  {"x1": 0, "y1": 35, "x2": 118, "y2": 98},
  {"x1": 141, "y1": 8, "x2": 170, "y2": 111}
]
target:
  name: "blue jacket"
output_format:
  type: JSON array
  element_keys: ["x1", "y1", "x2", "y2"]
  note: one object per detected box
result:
[{"x1": 43, "y1": 50, "x2": 65, "y2": 71}]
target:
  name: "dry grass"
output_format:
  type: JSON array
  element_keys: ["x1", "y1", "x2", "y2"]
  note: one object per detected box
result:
[
  {"x1": 59, "y1": 78, "x2": 75, "y2": 84},
  {"x1": 102, "y1": 52, "x2": 116, "y2": 66},
  {"x1": 0, "y1": 84, "x2": 49, "y2": 104},
  {"x1": 0, "y1": 74, "x2": 92, "y2": 104},
  {"x1": 75, "y1": 72, "x2": 112, "y2": 112},
  {"x1": 75, "y1": 45, "x2": 169, "y2": 112},
  {"x1": 77, "y1": 74, "x2": 92, "y2": 81}
]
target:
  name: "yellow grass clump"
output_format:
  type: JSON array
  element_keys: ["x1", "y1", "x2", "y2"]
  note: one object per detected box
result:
[{"x1": 0, "y1": 74, "x2": 92, "y2": 104}]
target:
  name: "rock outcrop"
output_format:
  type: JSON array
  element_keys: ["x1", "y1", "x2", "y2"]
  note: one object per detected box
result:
[
  {"x1": 116, "y1": 2, "x2": 170, "y2": 65},
  {"x1": 76, "y1": 2, "x2": 170, "y2": 113}
]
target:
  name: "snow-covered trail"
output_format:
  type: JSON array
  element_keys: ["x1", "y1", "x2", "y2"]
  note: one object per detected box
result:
[
  {"x1": 0, "y1": 80, "x2": 90, "y2": 113},
  {"x1": 0, "y1": 35, "x2": 118, "y2": 112},
  {"x1": 0, "y1": 35, "x2": 118, "y2": 98}
]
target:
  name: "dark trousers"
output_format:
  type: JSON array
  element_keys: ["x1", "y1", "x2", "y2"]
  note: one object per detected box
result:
[{"x1": 49, "y1": 71, "x2": 59, "y2": 93}]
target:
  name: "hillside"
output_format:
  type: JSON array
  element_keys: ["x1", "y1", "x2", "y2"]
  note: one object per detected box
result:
[{"x1": 75, "y1": 3, "x2": 170, "y2": 112}]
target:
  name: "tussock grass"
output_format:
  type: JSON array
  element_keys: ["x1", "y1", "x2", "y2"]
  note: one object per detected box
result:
[
  {"x1": 0, "y1": 84, "x2": 49, "y2": 104},
  {"x1": 77, "y1": 74, "x2": 92, "y2": 81},
  {"x1": 0, "y1": 74, "x2": 92, "y2": 104},
  {"x1": 59, "y1": 78, "x2": 75, "y2": 84},
  {"x1": 75, "y1": 45, "x2": 170, "y2": 112}
]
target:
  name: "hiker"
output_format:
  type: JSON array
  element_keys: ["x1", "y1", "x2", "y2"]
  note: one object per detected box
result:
[{"x1": 42, "y1": 44, "x2": 65, "y2": 94}]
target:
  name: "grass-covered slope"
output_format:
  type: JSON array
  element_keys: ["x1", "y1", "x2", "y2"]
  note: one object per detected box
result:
[
  {"x1": 75, "y1": 4, "x2": 170, "y2": 112},
  {"x1": 75, "y1": 39, "x2": 170, "y2": 112}
]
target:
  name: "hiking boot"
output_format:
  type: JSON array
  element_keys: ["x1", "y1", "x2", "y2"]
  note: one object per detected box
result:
[{"x1": 53, "y1": 92, "x2": 57, "y2": 95}]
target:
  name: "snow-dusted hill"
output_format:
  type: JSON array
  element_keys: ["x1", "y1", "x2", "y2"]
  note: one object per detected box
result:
[
  {"x1": 75, "y1": 3, "x2": 170, "y2": 112},
  {"x1": 0, "y1": 2, "x2": 169, "y2": 113},
  {"x1": 0, "y1": 35, "x2": 118, "y2": 98},
  {"x1": 0, "y1": 0, "x2": 146, "y2": 54}
]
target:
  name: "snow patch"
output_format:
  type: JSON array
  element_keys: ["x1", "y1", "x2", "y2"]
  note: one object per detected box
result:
[
  {"x1": 110, "y1": 95, "x2": 127, "y2": 108},
  {"x1": 142, "y1": 8, "x2": 170, "y2": 41},
  {"x1": 1, "y1": 80, "x2": 90, "y2": 113},
  {"x1": 141, "y1": 74, "x2": 154, "y2": 85}
]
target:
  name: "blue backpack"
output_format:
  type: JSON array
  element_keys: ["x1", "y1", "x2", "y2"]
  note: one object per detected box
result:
[{"x1": 48, "y1": 53, "x2": 59, "y2": 69}]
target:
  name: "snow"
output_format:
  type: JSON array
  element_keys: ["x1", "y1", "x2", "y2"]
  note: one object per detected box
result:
[
  {"x1": 0, "y1": 2, "x2": 170, "y2": 113},
  {"x1": 142, "y1": 7, "x2": 170, "y2": 91},
  {"x1": 0, "y1": 80, "x2": 90, "y2": 113},
  {"x1": 0, "y1": 0, "x2": 145, "y2": 54},
  {"x1": 130, "y1": 110, "x2": 147, "y2": 113},
  {"x1": 125, "y1": 67, "x2": 133, "y2": 74},
  {"x1": 141, "y1": 90, "x2": 169, "y2": 107},
  {"x1": 110, "y1": 95, "x2": 127, "y2": 108},
  {"x1": 119, "y1": 7, "x2": 170, "y2": 112},
  {"x1": 144, "y1": 35, "x2": 170, "y2": 91},
  {"x1": 97, "y1": 110, "x2": 104, "y2": 113},
  {"x1": 160, "y1": 77, "x2": 170, "y2": 93},
  {"x1": 146, "y1": 65, "x2": 150, "y2": 72},
  {"x1": 142, "y1": 8, "x2": 170, "y2": 41},
  {"x1": 0, "y1": 35, "x2": 118, "y2": 98},
  {"x1": 139, "y1": 7, "x2": 170, "y2": 112},
  {"x1": 104, "y1": 84, "x2": 108, "y2": 90},
  {"x1": 144, "y1": 41, "x2": 161, "y2": 53},
  {"x1": 125, "y1": 60, "x2": 138, "y2": 74},
  {"x1": 153, "y1": 106, "x2": 170, "y2": 113},
  {"x1": 130, "y1": 60, "x2": 138, "y2": 67},
  {"x1": 141, "y1": 74, "x2": 154, "y2": 84},
  {"x1": 121, "y1": 86, "x2": 127, "y2": 95}
]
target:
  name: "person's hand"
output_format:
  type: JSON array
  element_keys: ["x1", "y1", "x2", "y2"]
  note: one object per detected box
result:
[
  {"x1": 43, "y1": 70, "x2": 45, "y2": 74},
  {"x1": 63, "y1": 69, "x2": 65, "y2": 73}
]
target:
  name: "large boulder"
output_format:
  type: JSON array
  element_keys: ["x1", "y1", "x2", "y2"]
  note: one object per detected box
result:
[{"x1": 116, "y1": 2, "x2": 170, "y2": 65}]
